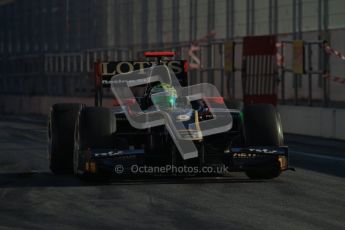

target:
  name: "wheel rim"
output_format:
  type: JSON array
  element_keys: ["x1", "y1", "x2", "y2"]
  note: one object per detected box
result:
[
  {"x1": 48, "y1": 121, "x2": 53, "y2": 164},
  {"x1": 73, "y1": 123, "x2": 80, "y2": 174}
]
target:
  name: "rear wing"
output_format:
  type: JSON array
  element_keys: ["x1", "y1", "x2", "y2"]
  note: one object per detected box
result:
[{"x1": 94, "y1": 60, "x2": 188, "y2": 106}]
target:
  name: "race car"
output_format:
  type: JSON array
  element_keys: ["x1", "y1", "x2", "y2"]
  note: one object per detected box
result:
[{"x1": 48, "y1": 51, "x2": 289, "y2": 180}]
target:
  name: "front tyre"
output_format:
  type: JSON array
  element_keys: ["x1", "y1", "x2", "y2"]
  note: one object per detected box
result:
[
  {"x1": 73, "y1": 107, "x2": 116, "y2": 177},
  {"x1": 243, "y1": 104, "x2": 283, "y2": 179},
  {"x1": 48, "y1": 103, "x2": 83, "y2": 174}
]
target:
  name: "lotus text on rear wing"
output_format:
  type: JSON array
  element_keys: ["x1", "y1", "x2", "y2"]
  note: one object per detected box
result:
[{"x1": 101, "y1": 61, "x2": 184, "y2": 75}]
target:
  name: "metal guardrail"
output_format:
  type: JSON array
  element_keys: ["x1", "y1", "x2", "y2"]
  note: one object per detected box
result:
[
  {"x1": 0, "y1": 39, "x2": 339, "y2": 108},
  {"x1": 0, "y1": 48, "x2": 131, "y2": 97},
  {"x1": 277, "y1": 40, "x2": 328, "y2": 106}
]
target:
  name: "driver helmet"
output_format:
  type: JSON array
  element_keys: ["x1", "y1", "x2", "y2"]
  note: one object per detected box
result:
[{"x1": 150, "y1": 82, "x2": 177, "y2": 110}]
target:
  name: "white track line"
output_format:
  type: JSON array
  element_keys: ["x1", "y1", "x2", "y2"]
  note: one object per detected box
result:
[{"x1": 291, "y1": 150, "x2": 345, "y2": 163}]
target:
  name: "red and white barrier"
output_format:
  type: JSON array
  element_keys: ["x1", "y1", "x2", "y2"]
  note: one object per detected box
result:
[
  {"x1": 324, "y1": 73, "x2": 345, "y2": 85},
  {"x1": 323, "y1": 43, "x2": 345, "y2": 61},
  {"x1": 188, "y1": 31, "x2": 217, "y2": 69},
  {"x1": 276, "y1": 41, "x2": 345, "y2": 85},
  {"x1": 323, "y1": 43, "x2": 345, "y2": 85},
  {"x1": 276, "y1": 42, "x2": 284, "y2": 66}
]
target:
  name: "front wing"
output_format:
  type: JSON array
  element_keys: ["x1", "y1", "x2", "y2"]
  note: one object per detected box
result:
[{"x1": 78, "y1": 146, "x2": 289, "y2": 175}]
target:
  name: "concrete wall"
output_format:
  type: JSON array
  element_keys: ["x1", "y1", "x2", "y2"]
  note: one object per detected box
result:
[{"x1": 278, "y1": 105, "x2": 345, "y2": 140}]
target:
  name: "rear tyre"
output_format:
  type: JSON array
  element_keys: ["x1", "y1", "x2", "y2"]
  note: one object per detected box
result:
[
  {"x1": 74, "y1": 107, "x2": 116, "y2": 178},
  {"x1": 243, "y1": 104, "x2": 283, "y2": 146},
  {"x1": 48, "y1": 103, "x2": 83, "y2": 174},
  {"x1": 243, "y1": 104, "x2": 283, "y2": 179}
]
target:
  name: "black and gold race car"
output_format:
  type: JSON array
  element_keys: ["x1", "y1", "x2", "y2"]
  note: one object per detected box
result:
[{"x1": 48, "y1": 52, "x2": 289, "y2": 180}]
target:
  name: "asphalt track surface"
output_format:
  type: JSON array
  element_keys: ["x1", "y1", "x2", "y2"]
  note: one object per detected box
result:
[{"x1": 0, "y1": 116, "x2": 344, "y2": 230}]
